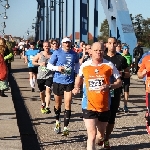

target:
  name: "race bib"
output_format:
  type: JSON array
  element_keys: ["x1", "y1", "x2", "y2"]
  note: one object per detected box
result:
[
  {"x1": 63, "y1": 65, "x2": 72, "y2": 75},
  {"x1": 30, "y1": 55, "x2": 34, "y2": 60},
  {"x1": 88, "y1": 78, "x2": 104, "y2": 91},
  {"x1": 41, "y1": 67, "x2": 48, "y2": 72},
  {"x1": 110, "y1": 89, "x2": 114, "y2": 97}
]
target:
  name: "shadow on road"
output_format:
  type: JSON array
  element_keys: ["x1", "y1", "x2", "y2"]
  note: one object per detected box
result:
[
  {"x1": 12, "y1": 67, "x2": 28, "y2": 73},
  {"x1": 41, "y1": 134, "x2": 87, "y2": 147},
  {"x1": 111, "y1": 142, "x2": 150, "y2": 150},
  {"x1": 9, "y1": 73, "x2": 42, "y2": 150}
]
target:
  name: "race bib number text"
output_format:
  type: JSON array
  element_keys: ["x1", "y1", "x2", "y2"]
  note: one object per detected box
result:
[{"x1": 88, "y1": 78, "x2": 104, "y2": 91}]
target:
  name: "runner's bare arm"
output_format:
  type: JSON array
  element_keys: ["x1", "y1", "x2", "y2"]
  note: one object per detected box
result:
[
  {"x1": 32, "y1": 53, "x2": 40, "y2": 66},
  {"x1": 137, "y1": 63, "x2": 146, "y2": 79},
  {"x1": 110, "y1": 77, "x2": 122, "y2": 89},
  {"x1": 138, "y1": 69, "x2": 147, "y2": 79},
  {"x1": 24, "y1": 55, "x2": 27, "y2": 63}
]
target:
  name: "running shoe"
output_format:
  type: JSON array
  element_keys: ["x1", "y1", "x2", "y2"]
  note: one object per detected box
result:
[
  {"x1": 62, "y1": 127, "x2": 69, "y2": 136},
  {"x1": 41, "y1": 105, "x2": 46, "y2": 114},
  {"x1": 103, "y1": 140, "x2": 111, "y2": 149},
  {"x1": 54, "y1": 120, "x2": 61, "y2": 134},
  {"x1": 117, "y1": 106, "x2": 122, "y2": 113},
  {"x1": 97, "y1": 138, "x2": 104, "y2": 146},
  {"x1": 45, "y1": 108, "x2": 51, "y2": 114},
  {"x1": 124, "y1": 105, "x2": 129, "y2": 113},
  {"x1": 31, "y1": 88, "x2": 35, "y2": 92}
]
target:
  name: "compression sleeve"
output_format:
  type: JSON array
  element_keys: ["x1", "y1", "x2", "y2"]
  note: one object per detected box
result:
[
  {"x1": 47, "y1": 62, "x2": 59, "y2": 71},
  {"x1": 4, "y1": 53, "x2": 13, "y2": 60}
]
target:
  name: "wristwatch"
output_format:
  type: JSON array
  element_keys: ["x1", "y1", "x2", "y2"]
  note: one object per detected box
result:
[{"x1": 109, "y1": 85, "x2": 112, "y2": 90}]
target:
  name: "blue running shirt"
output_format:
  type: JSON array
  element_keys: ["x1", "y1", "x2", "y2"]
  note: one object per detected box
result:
[
  {"x1": 49, "y1": 48, "x2": 79, "y2": 84},
  {"x1": 25, "y1": 49, "x2": 40, "y2": 67}
]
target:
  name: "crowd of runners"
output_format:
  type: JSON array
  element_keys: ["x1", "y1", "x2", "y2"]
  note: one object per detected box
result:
[{"x1": 0, "y1": 36, "x2": 149, "y2": 150}]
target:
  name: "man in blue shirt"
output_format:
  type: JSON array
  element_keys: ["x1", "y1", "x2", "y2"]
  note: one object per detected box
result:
[
  {"x1": 47, "y1": 37, "x2": 80, "y2": 136},
  {"x1": 25, "y1": 42, "x2": 40, "y2": 92}
]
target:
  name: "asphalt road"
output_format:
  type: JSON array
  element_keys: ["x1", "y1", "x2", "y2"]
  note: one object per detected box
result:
[{"x1": 10, "y1": 56, "x2": 150, "y2": 150}]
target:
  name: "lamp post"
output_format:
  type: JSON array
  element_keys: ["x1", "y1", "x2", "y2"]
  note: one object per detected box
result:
[
  {"x1": 1, "y1": 22, "x2": 6, "y2": 28},
  {"x1": 3, "y1": 10, "x2": 8, "y2": 19},
  {"x1": 4, "y1": 0, "x2": 10, "y2": 9},
  {"x1": 0, "y1": 29, "x2": 5, "y2": 36},
  {"x1": 0, "y1": 0, "x2": 10, "y2": 9},
  {"x1": 0, "y1": 10, "x2": 8, "y2": 19}
]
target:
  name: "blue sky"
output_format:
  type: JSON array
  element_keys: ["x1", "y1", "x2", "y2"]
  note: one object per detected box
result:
[{"x1": 0, "y1": 0, "x2": 150, "y2": 39}]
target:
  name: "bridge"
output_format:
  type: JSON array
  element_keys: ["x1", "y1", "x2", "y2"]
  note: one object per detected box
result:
[{"x1": 35, "y1": 0, "x2": 137, "y2": 54}]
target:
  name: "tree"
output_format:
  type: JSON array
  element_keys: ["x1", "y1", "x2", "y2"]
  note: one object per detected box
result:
[
  {"x1": 142, "y1": 18, "x2": 150, "y2": 47},
  {"x1": 134, "y1": 14, "x2": 144, "y2": 42},
  {"x1": 97, "y1": 19, "x2": 109, "y2": 42},
  {"x1": 27, "y1": 35, "x2": 35, "y2": 42}
]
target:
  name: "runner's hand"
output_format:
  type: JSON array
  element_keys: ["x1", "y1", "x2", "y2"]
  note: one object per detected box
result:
[
  {"x1": 58, "y1": 66, "x2": 65, "y2": 73},
  {"x1": 39, "y1": 62, "x2": 46, "y2": 66},
  {"x1": 142, "y1": 69, "x2": 147, "y2": 76},
  {"x1": 99, "y1": 85, "x2": 109, "y2": 92},
  {"x1": 72, "y1": 87, "x2": 80, "y2": 95}
]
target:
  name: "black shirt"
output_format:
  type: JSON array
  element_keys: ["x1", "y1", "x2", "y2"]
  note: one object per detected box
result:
[
  {"x1": 104, "y1": 53, "x2": 128, "y2": 94},
  {"x1": 103, "y1": 53, "x2": 128, "y2": 71}
]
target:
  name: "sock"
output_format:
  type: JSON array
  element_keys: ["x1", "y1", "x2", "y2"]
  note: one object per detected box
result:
[
  {"x1": 30, "y1": 79, "x2": 34, "y2": 88},
  {"x1": 42, "y1": 103, "x2": 45, "y2": 106},
  {"x1": 32, "y1": 78, "x2": 36, "y2": 88},
  {"x1": 64, "y1": 126, "x2": 67, "y2": 130},
  {"x1": 54, "y1": 107, "x2": 61, "y2": 121},
  {"x1": 64, "y1": 110, "x2": 71, "y2": 127}
]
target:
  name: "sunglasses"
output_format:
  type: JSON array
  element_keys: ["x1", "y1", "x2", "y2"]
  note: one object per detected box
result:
[{"x1": 52, "y1": 43, "x2": 57, "y2": 45}]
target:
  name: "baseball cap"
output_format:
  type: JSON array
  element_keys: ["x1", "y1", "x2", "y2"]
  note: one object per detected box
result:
[
  {"x1": 122, "y1": 45, "x2": 129, "y2": 50},
  {"x1": 61, "y1": 37, "x2": 71, "y2": 43}
]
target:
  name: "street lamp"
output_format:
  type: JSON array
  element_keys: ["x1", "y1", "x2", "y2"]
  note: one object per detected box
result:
[
  {"x1": 3, "y1": 11, "x2": 8, "y2": 19},
  {"x1": 1, "y1": 22, "x2": 6, "y2": 28},
  {"x1": 1, "y1": 0, "x2": 10, "y2": 9},
  {"x1": 0, "y1": 29, "x2": 5, "y2": 35},
  {"x1": 0, "y1": 11, "x2": 8, "y2": 19},
  {"x1": 4, "y1": 0, "x2": 10, "y2": 9}
]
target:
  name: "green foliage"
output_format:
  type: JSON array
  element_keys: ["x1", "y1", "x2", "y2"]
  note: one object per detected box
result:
[
  {"x1": 27, "y1": 35, "x2": 35, "y2": 42},
  {"x1": 97, "y1": 19, "x2": 109, "y2": 42}
]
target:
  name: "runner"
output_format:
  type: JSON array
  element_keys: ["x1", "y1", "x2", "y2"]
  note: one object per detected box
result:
[
  {"x1": 24, "y1": 42, "x2": 40, "y2": 92},
  {"x1": 72, "y1": 42, "x2": 121, "y2": 150},
  {"x1": 121, "y1": 45, "x2": 132, "y2": 112},
  {"x1": 0, "y1": 38, "x2": 9, "y2": 97},
  {"x1": 50, "y1": 39, "x2": 58, "y2": 54},
  {"x1": 47, "y1": 37, "x2": 80, "y2": 136},
  {"x1": 79, "y1": 44, "x2": 92, "y2": 64},
  {"x1": 138, "y1": 54, "x2": 150, "y2": 134},
  {"x1": 98, "y1": 37, "x2": 130, "y2": 149},
  {"x1": 18, "y1": 39, "x2": 25, "y2": 59},
  {"x1": 32, "y1": 41, "x2": 53, "y2": 114}
]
